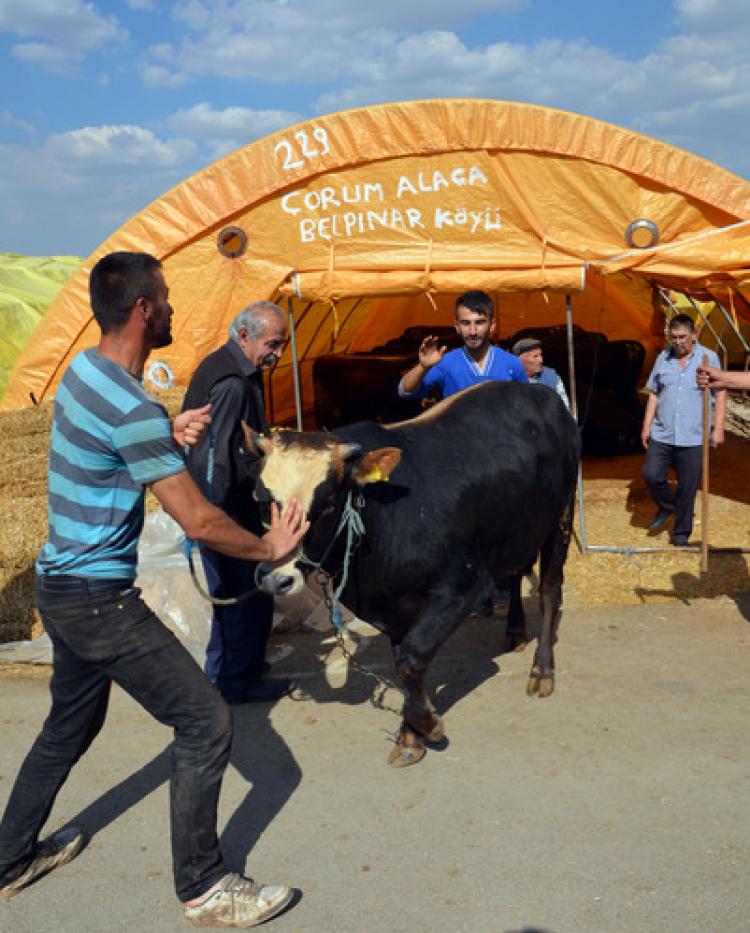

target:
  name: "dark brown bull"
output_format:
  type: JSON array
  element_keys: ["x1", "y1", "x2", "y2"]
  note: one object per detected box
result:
[{"x1": 249, "y1": 381, "x2": 580, "y2": 766}]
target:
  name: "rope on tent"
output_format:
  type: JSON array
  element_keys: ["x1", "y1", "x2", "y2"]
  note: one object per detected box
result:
[
  {"x1": 423, "y1": 237, "x2": 437, "y2": 312},
  {"x1": 728, "y1": 289, "x2": 739, "y2": 333},
  {"x1": 323, "y1": 239, "x2": 337, "y2": 298},
  {"x1": 329, "y1": 298, "x2": 340, "y2": 348}
]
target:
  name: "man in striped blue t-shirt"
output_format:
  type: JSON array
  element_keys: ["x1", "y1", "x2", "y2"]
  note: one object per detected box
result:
[{"x1": 0, "y1": 252, "x2": 306, "y2": 928}]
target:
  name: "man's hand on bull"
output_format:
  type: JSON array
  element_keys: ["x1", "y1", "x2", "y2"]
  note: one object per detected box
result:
[
  {"x1": 418, "y1": 335, "x2": 447, "y2": 370},
  {"x1": 261, "y1": 498, "x2": 310, "y2": 562},
  {"x1": 173, "y1": 403, "x2": 212, "y2": 448}
]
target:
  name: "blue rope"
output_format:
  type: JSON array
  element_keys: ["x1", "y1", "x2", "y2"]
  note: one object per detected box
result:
[
  {"x1": 182, "y1": 423, "x2": 215, "y2": 569},
  {"x1": 328, "y1": 492, "x2": 366, "y2": 633}
]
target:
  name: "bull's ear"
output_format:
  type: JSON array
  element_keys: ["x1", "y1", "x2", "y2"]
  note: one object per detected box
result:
[
  {"x1": 241, "y1": 421, "x2": 272, "y2": 457},
  {"x1": 352, "y1": 447, "x2": 401, "y2": 485},
  {"x1": 335, "y1": 442, "x2": 362, "y2": 461}
]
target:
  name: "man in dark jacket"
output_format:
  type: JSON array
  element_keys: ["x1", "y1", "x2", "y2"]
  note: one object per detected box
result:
[{"x1": 182, "y1": 301, "x2": 294, "y2": 703}]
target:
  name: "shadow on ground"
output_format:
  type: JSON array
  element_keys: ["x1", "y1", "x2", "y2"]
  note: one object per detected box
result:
[{"x1": 63, "y1": 599, "x2": 546, "y2": 867}]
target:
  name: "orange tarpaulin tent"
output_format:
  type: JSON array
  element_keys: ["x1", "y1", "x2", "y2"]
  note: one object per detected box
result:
[{"x1": 4, "y1": 98, "x2": 750, "y2": 420}]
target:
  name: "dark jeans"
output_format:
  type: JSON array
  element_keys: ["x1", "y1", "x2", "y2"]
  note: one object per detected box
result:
[
  {"x1": 200, "y1": 545, "x2": 274, "y2": 701},
  {"x1": 0, "y1": 575, "x2": 232, "y2": 902},
  {"x1": 642, "y1": 440, "x2": 702, "y2": 539}
]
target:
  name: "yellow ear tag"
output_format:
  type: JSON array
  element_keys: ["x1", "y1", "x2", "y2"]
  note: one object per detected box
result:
[{"x1": 364, "y1": 466, "x2": 388, "y2": 483}]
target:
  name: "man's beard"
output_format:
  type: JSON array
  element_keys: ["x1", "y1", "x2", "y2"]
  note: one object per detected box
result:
[{"x1": 148, "y1": 315, "x2": 172, "y2": 349}]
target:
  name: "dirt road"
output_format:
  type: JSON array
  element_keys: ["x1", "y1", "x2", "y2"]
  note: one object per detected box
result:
[{"x1": 1, "y1": 594, "x2": 749, "y2": 932}]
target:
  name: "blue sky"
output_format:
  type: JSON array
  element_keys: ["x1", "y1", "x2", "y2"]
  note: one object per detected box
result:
[{"x1": 1, "y1": 0, "x2": 749, "y2": 257}]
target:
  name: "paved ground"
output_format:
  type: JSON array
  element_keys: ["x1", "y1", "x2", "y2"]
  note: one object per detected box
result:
[{"x1": 1, "y1": 592, "x2": 749, "y2": 933}]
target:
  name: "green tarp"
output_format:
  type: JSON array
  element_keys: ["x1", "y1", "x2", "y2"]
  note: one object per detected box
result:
[{"x1": 0, "y1": 253, "x2": 82, "y2": 401}]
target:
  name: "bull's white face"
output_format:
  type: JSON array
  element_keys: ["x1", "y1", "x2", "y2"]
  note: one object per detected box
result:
[
  {"x1": 253, "y1": 433, "x2": 348, "y2": 597},
  {"x1": 246, "y1": 428, "x2": 401, "y2": 597},
  {"x1": 259, "y1": 439, "x2": 341, "y2": 520}
]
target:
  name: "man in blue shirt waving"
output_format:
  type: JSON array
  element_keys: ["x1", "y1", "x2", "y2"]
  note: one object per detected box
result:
[
  {"x1": 641, "y1": 314, "x2": 725, "y2": 546},
  {"x1": 398, "y1": 290, "x2": 527, "y2": 400}
]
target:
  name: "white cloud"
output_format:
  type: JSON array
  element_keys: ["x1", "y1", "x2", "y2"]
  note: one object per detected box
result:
[
  {"x1": 12, "y1": 41, "x2": 84, "y2": 74},
  {"x1": 0, "y1": 110, "x2": 35, "y2": 134},
  {"x1": 46, "y1": 124, "x2": 196, "y2": 168},
  {"x1": 0, "y1": 0, "x2": 124, "y2": 51},
  {"x1": 0, "y1": 122, "x2": 203, "y2": 254},
  {"x1": 0, "y1": 0, "x2": 125, "y2": 75},
  {"x1": 146, "y1": 0, "x2": 527, "y2": 84},
  {"x1": 305, "y1": 16, "x2": 750, "y2": 179},
  {"x1": 676, "y1": 0, "x2": 750, "y2": 32},
  {"x1": 172, "y1": 0, "x2": 526, "y2": 35},
  {"x1": 173, "y1": 0, "x2": 211, "y2": 30},
  {"x1": 314, "y1": 33, "x2": 628, "y2": 113},
  {"x1": 163, "y1": 102, "x2": 301, "y2": 157},
  {"x1": 141, "y1": 63, "x2": 190, "y2": 88}
]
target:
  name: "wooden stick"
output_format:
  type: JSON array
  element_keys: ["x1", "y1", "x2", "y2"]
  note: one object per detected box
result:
[{"x1": 701, "y1": 353, "x2": 710, "y2": 573}]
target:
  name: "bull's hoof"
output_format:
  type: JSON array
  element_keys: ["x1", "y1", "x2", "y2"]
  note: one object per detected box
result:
[
  {"x1": 405, "y1": 712, "x2": 444, "y2": 743},
  {"x1": 424, "y1": 716, "x2": 444, "y2": 743},
  {"x1": 526, "y1": 666, "x2": 555, "y2": 697},
  {"x1": 387, "y1": 728, "x2": 426, "y2": 768}
]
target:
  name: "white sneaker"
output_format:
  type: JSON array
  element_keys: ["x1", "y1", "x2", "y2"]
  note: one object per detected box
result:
[
  {"x1": 185, "y1": 872, "x2": 293, "y2": 927},
  {"x1": 0, "y1": 825, "x2": 87, "y2": 897}
]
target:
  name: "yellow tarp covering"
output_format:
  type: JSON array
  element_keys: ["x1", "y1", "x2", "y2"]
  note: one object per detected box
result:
[
  {"x1": 0, "y1": 254, "x2": 82, "y2": 403},
  {"x1": 5, "y1": 99, "x2": 750, "y2": 419}
]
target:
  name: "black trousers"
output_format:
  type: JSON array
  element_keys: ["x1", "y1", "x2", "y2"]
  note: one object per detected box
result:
[
  {"x1": 0, "y1": 576, "x2": 232, "y2": 902},
  {"x1": 200, "y1": 545, "x2": 274, "y2": 701},
  {"x1": 642, "y1": 440, "x2": 702, "y2": 539}
]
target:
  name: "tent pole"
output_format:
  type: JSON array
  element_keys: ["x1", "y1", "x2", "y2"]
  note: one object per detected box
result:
[
  {"x1": 682, "y1": 294, "x2": 729, "y2": 368},
  {"x1": 287, "y1": 297, "x2": 303, "y2": 431},
  {"x1": 585, "y1": 545, "x2": 750, "y2": 554},
  {"x1": 711, "y1": 296, "x2": 750, "y2": 354},
  {"x1": 565, "y1": 293, "x2": 587, "y2": 553}
]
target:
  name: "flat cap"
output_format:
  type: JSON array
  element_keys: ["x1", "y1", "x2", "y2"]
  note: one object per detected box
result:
[{"x1": 512, "y1": 337, "x2": 542, "y2": 356}]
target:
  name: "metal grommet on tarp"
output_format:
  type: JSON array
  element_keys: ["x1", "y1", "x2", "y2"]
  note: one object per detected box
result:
[
  {"x1": 624, "y1": 219, "x2": 659, "y2": 249},
  {"x1": 217, "y1": 226, "x2": 248, "y2": 259}
]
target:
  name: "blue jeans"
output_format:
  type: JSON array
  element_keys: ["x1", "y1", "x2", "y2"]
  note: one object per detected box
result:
[
  {"x1": 0, "y1": 575, "x2": 232, "y2": 902},
  {"x1": 200, "y1": 546, "x2": 274, "y2": 700}
]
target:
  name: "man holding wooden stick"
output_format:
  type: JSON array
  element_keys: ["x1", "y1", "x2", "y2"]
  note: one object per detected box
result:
[
  {"x1": 696, "y1": 363, "x2": 750, "y2": 393},
  {"x1": 641, "y1": 314, "x2": 726, "y2": 547}
]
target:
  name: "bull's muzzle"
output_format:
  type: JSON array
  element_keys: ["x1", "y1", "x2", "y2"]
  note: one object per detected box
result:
[{"x1": 255, "y1": 561, "x2": 303, "y2": 597}]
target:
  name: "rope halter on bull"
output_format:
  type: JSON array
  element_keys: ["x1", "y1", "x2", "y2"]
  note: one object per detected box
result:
[
  {"x1": 295, "y1": 489, "x2": 365, "y2": 631},
  {"x1": 294, "y1": 489, "x2": 402, "y2": 712}
]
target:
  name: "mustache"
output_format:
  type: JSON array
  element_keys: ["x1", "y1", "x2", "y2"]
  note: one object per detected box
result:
[{"x1": 260, "y1": 353, "x2": 278, "y2": 367}]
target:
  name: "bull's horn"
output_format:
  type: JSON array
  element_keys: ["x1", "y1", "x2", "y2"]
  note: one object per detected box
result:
[
  {"x1": 241, "y1": 421, "x2": 272, "y2": 456},
  {"x1": 336, "y1": 442, "x2": 362, "y2": 461}
]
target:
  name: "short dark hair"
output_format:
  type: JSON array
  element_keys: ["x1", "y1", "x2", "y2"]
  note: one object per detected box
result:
[
  {"x1": 455, "y1": 290, "x2": 494, "y2": 321},
  {"x1": 669, "y1": 313, "x2": 695, "y2": 333},
  {"x1": 89, "y1": 251, "x2": 162, "y2": 334}
]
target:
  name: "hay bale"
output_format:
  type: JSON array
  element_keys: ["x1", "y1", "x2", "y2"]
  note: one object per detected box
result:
[
  {"x1": 0, "y1": 401, "x2": 53, "y2": 642},
  {"x1": 0, "y1": 387, "x2": 185, "y2": 643}
]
